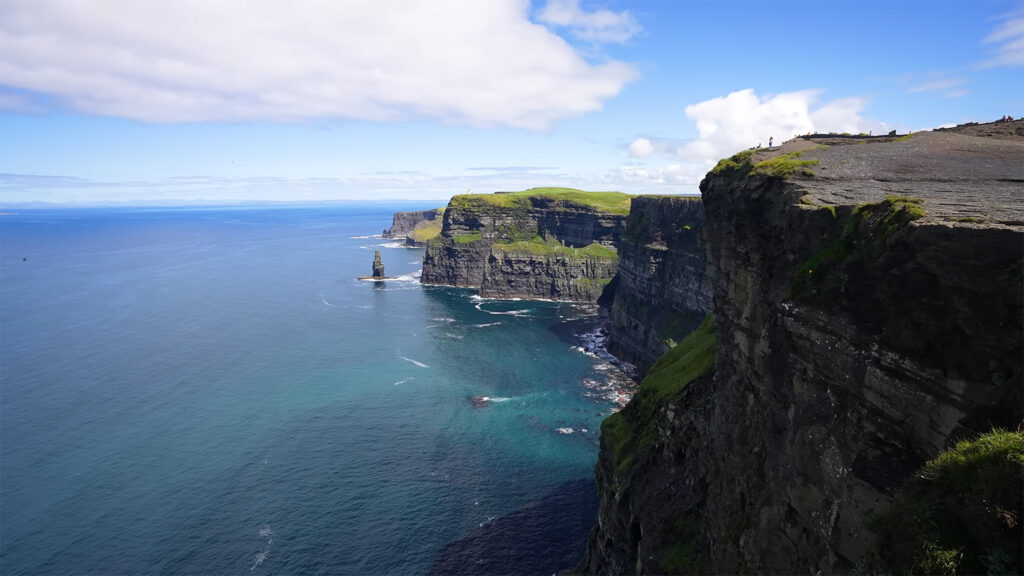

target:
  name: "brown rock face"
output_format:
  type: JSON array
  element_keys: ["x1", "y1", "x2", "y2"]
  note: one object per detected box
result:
[{"x1": 576, "y1": 124, "x2": 1023, "y2": 574}]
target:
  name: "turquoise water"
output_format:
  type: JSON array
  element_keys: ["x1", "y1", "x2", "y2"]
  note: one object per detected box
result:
[{"x1": 0, "y1": 206, "x2": 619, "y2": 575}]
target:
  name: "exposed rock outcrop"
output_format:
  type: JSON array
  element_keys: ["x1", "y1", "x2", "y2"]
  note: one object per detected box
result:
[
  {"x1": 604, "y1": 195, "x2": 711, "y2": 376},
  {"x1": 422, "y1": 189, "x2": 630, "y2": 301},
  {"x1": 372, "y1": 250, "x2": 385, "y2": 278},
  {"x1": 577, "y1": 123, "x2": 1024, "y2": 574},
  {"x1": 383, "y1": 208, "x2": 444, "y2": 246}
]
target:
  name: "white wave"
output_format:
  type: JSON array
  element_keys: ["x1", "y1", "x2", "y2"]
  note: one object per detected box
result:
[
  {"x1": 433, "y1": 317, "x2": 456, "y2": 323},
  {"x1": 250, "y1": 525, "x2": 273, "y2": 572},
  {"x1": 319, "y1": 293, "x2": 337, "y2": 307},
  {"x1": 397, "y1": 354, "x2": 429, "y2": 368},
  {"x1": 556, "y1": 427, "x2": 575, "y2": 435},
  {"x1": 377, "y1": 241, "x2": 406, "y2": 249},
  {"x1": 393, "y1": 378, "x2": 414, "y2": 386},
  {"x1": 409, "y1": 260, "x2": 421, "y2": 264},
  {"x1": 391, "y1": 270, "x2": 422, "y2": 282},
  {"x1": 472, "y1": 322, "x2": 502, "y2": 328},
  {"x1": 473, "y1": 302, "x2": 532, "y2": 316},
  {"x1": 349, "y1": 234, "x2": 383, "y2": 239},
  {"x1": 484, "y1": 396, "x2": 512, "y2": 403},
  {"x1": 443, "y1": 332, "x2": 464, "y2": 339}
]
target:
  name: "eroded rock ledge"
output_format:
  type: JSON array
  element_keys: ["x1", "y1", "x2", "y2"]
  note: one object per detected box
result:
[{"x1": 575, "y1": 122, "x2": 1023, "y2": 574}]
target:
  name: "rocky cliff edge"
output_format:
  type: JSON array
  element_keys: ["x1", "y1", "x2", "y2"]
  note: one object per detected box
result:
[{"x1": 576, "y1": 121, "x2": 1023, "y2": 574}]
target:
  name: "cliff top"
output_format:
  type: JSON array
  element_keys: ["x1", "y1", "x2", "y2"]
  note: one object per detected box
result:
[
  {"x1": 450, "y1": 187, "x2": 633, "y2": 215},
  {"x1": 742, "y1": 119, "x2": 1024, "y2": 228}
]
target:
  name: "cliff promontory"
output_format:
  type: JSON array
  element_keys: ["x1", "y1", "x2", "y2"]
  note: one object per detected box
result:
[
  {"x1": 421, "y1": 188, "x2": 631, "y2": 301},
  {"x1": 383, "y1": 207, "x2": 444, "y2": 246},
  {"x1": 577, "y1": 122, "x2": 1023, "y2": 574}
]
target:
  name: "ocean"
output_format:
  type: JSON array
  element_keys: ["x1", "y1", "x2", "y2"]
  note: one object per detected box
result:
[{"x1": 0, "y1": 206, "x2": 627, "y2": 575}]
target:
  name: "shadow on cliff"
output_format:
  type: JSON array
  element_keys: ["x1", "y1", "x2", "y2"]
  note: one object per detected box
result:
[{"x1": 429, "y1": 479, "x2": 597, "y2": 576}]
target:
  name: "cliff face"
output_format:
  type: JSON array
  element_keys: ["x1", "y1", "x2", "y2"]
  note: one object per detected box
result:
[
  {"x1": 383, "y1": 208, "x2": 444, "y2": 246},
  {"x1": 578, "y1": 126, "x2": 1024, "y2": 574},
  {"x1": 605, "y1": 196, "x2": 711, "y2": 376},
  {"x1": 422, "y1": 190, "x2": 630, "y2": 301}
]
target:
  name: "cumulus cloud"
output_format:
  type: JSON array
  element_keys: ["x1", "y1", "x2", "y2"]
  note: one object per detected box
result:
[
  {"x1": 536, "y1": 0, "x2": 640, "y2": 43},
  {"x1": 0, "y1": 0, "x2": 637, "y2": 128},
  {"x1": 982, "y1": 9, "x2": 1024, "y2": 67},
  {"x1": 616, "y1": 88, "x2": 880, "y2": 193},
  {"x1": 679, "y1": 88, "x2": 873, "y2": 166},
  {"x1": 628, "y1": 137, "x2": 655, "y2": 158}
]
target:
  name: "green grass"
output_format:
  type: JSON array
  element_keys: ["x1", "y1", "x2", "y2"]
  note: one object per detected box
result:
[
  {"x1": 409, "y1": 217, "x2": 443, "y2": 242},
  {"x1": 710, "y1": 149, "x2": 755, "y2": 175},
  {"x1": 449, "y1": 187, "x2": 633, "y2": 215},
  {"x1": 601, "y1": 313, "x2": 716, "y2": 481},
  {"x1": 491, "y1": 236, "x2": 618, "y2": 258},
  {"x1": 870, "y1": 429, "x2": 1024, "y2": 575},
  {"x1": 895, "y1": 133, "x2": 916, "y2": 142},
  {"x1": 452, "y1": 231, "x2": 483, "y2": 244},
  {"x1": 752, "y1": 150, "x2": 819, "y2": 178}
]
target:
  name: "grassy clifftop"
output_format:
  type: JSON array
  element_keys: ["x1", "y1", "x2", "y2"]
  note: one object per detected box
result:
[{"x1": 449, "y1": 187, "x2": 633, "y2": 215}]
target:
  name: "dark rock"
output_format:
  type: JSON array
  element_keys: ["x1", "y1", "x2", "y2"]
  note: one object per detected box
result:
[
  {"x1": 576, "y1": 122, "x2": 1024, "y2": 574},
  {"x1": 421, "y1": 193, "x2": 629, "y2": 302},
  {"x1": 604, "y1": 195, "x2": 711, "y2": 377},
  {"x1": 372, "y1": 250, "x2": 385, "y2": 278}
]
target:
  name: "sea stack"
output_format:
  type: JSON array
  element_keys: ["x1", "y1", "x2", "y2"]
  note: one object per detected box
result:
[{"x1": 372, "y1": 250, "x2": 385, "y2": 278}]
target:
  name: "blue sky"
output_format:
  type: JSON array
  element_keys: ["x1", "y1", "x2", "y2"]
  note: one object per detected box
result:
[{"x1": 1, "y1": 0, "x2": 1021, "y2": 206}]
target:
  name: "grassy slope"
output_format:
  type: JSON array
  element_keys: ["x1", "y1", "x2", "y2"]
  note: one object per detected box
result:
[
  {"x1": 602, "y1": 313, "x2": 716, "y2": 479},
  {"x1": 409, "y1": 215, "x2": 444, "y2": 243}
]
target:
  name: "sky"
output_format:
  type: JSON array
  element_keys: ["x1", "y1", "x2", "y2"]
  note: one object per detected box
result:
[{"x1": 0, "y1": 0, "x2": 1021, "y2": 206}]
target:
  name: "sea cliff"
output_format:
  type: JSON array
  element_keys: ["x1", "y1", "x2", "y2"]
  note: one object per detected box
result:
[
  {"x1": 383, "y1": 208, "x2": 444, "y2": 246},
  {"x1": 421, "y1": 188, "x2": 630, "y2": 301},
  {"x1": 604, "y1": 195, "x2": 711, "y2": 377},
  {"x1": 576, "y1": 122, "x2": 1024, "y2": 574}
]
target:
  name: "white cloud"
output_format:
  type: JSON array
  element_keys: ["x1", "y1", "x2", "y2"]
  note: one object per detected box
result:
[
  {"x1": 628, "y1": 137, "x2": 654, "y2": 158},
  {"x1": 615, "y1": 88, "x2": 880, "y2": 193},
  {"x1": 536, "y1": 0, "x2": 640, "y2": 43},
  {"x1": 679, "y1": 88, "x2": 873, "y2": 166},
  {"x1": 908, "y1": 78, "x2": 965, "y2": 93},
  {"x1": 982, "y1": 10, "x2": 1024, "y2": 67},
  {"x1": 0, "y1": 0, "x2": 638, "y2": 128}
]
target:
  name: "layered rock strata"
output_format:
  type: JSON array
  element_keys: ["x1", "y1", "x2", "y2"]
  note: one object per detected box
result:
[
  {"x1": 383, "y1": 208, "x2": 444, "y2": 246},
  {"x1": 422, "y1": 192, "x2": 629, "y2": 301},
  {"x1": 577, "y1": 123, "x2": 1024, "y2": 574},
  {"x1": 604, "y1": 195, "x2": 712, "y2": 376}
]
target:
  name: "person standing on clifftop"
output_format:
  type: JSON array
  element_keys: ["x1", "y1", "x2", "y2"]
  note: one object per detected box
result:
[{"x1": 769, "y1": 136, "x2": 774, "y2": 149}]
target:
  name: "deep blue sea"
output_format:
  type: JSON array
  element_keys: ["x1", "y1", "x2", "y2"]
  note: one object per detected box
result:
[{"x1": 0, "y1": 205, "x2": 625, "y2": 575}]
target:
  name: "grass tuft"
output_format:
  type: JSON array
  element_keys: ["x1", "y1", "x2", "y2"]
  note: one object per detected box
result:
[
  {"x1": 870, "y1": 429, "x2": 1024, "y2": 575},
  {"x1": 753, "y1": 150, "x2": 819, "y2": 178}
]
